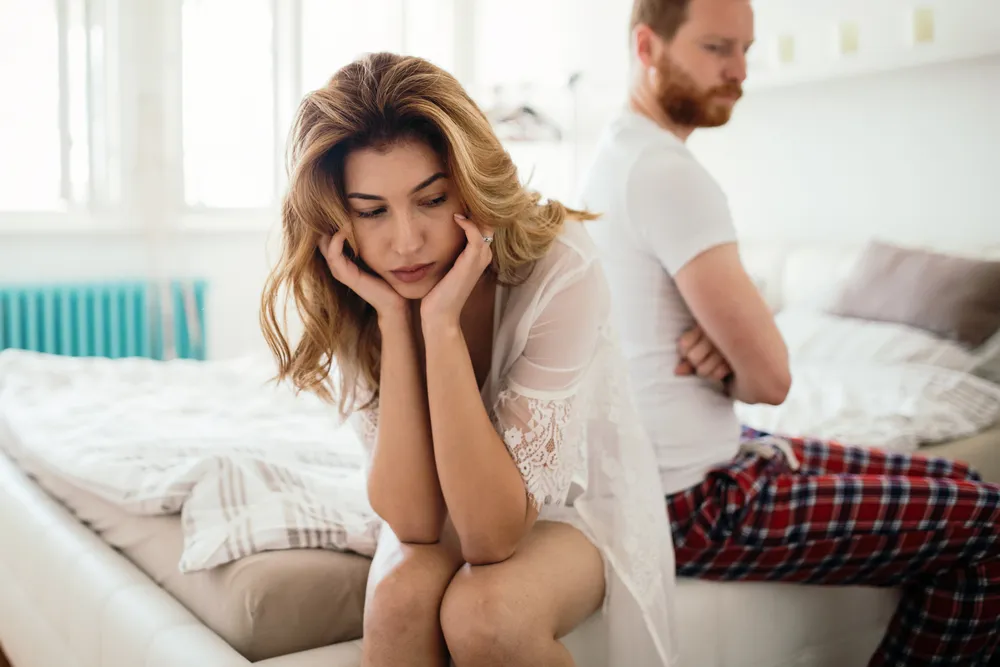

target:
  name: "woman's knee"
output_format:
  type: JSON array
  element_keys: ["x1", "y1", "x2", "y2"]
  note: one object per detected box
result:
[
  {"x1": 365, "y1": 547, "x2": 458, "y2": 638},
  {"x1": 440, "y1": 567, "x2": 539, "y2": 663}
]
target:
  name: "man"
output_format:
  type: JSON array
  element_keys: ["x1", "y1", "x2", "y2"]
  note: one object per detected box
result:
[{"x1": 578, "y1": 1, "x2": 1000, "y2": 665}]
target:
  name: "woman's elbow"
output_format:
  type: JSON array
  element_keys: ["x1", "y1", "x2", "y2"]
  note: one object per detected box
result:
[
  {"x1": 380, "y1": 516, "x2": 443, "y2": 545},
  {"x1": 459, "y1": 527, "x2": 522, "y2": 566},
  {"x1": 369, "y1": 496, "x2": 444, "y2": 544},
  {"x1": 461, "y1": 541, "x2": 516, "y2": 566}
]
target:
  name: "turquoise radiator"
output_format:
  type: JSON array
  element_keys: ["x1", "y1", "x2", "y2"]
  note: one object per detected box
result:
[{"x1": 0, "y1": 280, "x2": 208, "y2": 360}]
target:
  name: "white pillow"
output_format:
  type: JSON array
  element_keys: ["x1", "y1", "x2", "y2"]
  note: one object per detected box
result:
[{"x1": 775, "y1": 310, "x2": 980, "y2": 373}]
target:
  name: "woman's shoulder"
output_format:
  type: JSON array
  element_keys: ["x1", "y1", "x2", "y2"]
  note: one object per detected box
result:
[
  {"x1": 503, "y1": 221, "x2": 609, "y2": 320},
  {"x1": 526, "y1": 221, "x2": 601, "y2": 286},
  {"x1": 557, "y1": 217, "x2": 601, "y2": 260}
]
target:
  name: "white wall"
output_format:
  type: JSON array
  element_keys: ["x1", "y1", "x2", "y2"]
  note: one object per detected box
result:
[
  {"x1": 473, "y1": 0, "x2": 1000, "y2": 251},
  {"x1": 687, "y1": 54, "x2": 1000, "y2": 247}
]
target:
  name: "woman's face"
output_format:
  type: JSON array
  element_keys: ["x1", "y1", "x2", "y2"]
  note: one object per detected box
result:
[{"x1": 342, "y1": 138, "x2": 467, "y2": 300}]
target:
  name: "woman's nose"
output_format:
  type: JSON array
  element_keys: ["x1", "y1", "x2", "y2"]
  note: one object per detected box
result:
[{"x1": 391, "y1": 213, "x2": 424, "y2": 256}]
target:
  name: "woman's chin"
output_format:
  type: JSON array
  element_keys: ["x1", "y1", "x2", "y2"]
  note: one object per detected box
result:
[{"x1": 389, "y1": 277, "x2": 436, "y2": 301}]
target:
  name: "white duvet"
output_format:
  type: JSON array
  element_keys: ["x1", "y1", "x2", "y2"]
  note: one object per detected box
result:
[
  {"x1": 736, "y1": 362, "x2": 1000, "y2": 452},
  {"x1": 0, "y1": 349, "x2": 381, "y2": 572},
  {"x1": 736, "y1": 310, "x2": 1000, "y2": 452}
]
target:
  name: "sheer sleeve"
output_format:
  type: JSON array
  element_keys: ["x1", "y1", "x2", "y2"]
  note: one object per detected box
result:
[
  {"x1": 491, "y1": 257, "x2": 608, "y2": 509},
  {"x1": 489, "y1": 231, "x2": 681, "y2": 666}
]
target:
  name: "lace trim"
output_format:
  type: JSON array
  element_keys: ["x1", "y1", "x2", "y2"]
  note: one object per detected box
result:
[
  {"x1": 491, "y1": 383, "x2": 577, "y2": 510},
  {"x1": 352, "y1": 407, "x2": 379, "y2": 451}
]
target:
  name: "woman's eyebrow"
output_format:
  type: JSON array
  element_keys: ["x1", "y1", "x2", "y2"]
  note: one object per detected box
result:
[
  {"x1": 409, "y1": 172, "x2": 447, "y2": 194},
  {"x1": 346, "y1": 172, "x2": 447, "y2": 201}
]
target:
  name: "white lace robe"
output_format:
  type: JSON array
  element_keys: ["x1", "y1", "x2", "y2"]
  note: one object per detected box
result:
[{"x1": 351, "y1": 222, "x2": 679, "y2": 666}]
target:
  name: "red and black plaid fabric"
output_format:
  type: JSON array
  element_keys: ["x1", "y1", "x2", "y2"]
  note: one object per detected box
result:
[{"x1": 667, "y1": 430, "x2": 1000, "y2": 667}]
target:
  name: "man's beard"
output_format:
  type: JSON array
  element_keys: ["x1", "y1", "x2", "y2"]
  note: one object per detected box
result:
[{"x1": 654, "y1": 56, "x2": 742, "y2": 128}]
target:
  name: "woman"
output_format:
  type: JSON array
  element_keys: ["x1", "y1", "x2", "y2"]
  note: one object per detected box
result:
[{"x1": 260, "y1": 52, "x2": 676, "y2": 667}]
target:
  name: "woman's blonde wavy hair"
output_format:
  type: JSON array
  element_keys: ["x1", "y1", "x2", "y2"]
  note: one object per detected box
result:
[{"x1": 260, "y1": 52, "x2": 595, "y2": 416}]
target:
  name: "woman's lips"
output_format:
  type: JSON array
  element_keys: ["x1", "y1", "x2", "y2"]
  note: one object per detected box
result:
[{"x1": 391, "y1": 263, "x2": 434, "y2": 283}]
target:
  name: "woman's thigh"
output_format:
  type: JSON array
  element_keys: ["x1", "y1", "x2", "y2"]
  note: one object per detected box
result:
[{"x1": 440, "y1": 520, "x2": 605, "y2": 640}]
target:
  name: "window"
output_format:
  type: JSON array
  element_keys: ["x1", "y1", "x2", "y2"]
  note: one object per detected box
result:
[
  {"x1": 180, "y1": 0, "x2": 276, "y2": 209},
  {"x1": 299, "y1": 0, "x2": 405, "y2": 96},
  {"x1": 401, "y1": 0, "x2": 455, "y2": 75},
  {"x1": 0, "y1": 0, "x2": 92, "y2": 211},
  {"x1": 176, "y1": 0, "x2": 459, "y2": 214},
  {"x1": 1, "y1": 0, "x2": 464, "y2": 226},
  {"x1": 299, "y1": 0, "x2": 456, "y2": 96}
]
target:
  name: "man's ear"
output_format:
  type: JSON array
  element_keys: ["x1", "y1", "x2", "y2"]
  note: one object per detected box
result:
[{"x1": 633, "y1": 24, "x2": 660, "y2": 70}]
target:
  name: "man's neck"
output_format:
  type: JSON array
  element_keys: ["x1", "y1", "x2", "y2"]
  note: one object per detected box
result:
[{"x1": 627, "y1": 88, "x2": 695, "y2": 143}]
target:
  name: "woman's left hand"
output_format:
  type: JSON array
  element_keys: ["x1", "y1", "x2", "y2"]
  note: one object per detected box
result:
[{"x1": 420, "y1": 214, "x2": 494, "y2": 329}]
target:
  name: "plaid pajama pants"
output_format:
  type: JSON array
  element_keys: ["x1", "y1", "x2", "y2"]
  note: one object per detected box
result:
[{"x1": 666, "y1": 429, "x2": 1000, "y2": 667}]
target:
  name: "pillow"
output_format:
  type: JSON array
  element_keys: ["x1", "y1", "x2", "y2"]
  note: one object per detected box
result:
[
  {"x1": 826, "y1": 241, "x2": 1000, "y2": 348},
  {"x1": 0, "y1": 418, "x2": 369, "y2": 663}
]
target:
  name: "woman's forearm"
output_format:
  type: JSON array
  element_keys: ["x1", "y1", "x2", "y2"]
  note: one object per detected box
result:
[
  {"x1": 422, "y1": 321, "x2": 531, "y2": 565},
  {"x1": 365, "y1": 309, "x2": 446, "y2": 543}
]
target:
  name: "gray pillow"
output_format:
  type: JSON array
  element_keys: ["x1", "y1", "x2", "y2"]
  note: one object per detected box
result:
[{"x1": 827, "y1": 241, "x2": 1000, "y2": 349}]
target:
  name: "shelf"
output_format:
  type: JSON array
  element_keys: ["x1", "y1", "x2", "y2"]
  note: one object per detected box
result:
[{"x1": 746, "y1": 0, "x2": 1000, "y2": 90}]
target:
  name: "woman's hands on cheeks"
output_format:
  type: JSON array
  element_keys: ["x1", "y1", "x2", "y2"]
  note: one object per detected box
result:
[
  {"x1": 420, "y1": 214, "x2": 494, "y2": 331},
  {"x1": 319, "y1": 230, "x2": 407, "y2": 321}
]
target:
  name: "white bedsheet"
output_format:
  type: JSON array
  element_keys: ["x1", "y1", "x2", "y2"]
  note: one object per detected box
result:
[
  {"x1": 736, "y1": 362, "x2": 1000, "y2": 452},
  {"x1": 0, "y1": 349, "x2": 381, "y2": 572}
]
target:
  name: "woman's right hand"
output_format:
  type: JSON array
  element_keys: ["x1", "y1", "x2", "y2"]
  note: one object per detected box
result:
[{"x1": 320, "y1": 230, "x2": 407, "y2": 319}]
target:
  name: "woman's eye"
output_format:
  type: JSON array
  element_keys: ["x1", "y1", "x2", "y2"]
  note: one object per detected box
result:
[
  {"x1": 355, "y1": 207, "x2": 386, "y2": 219},
  {"x1": 422, "y1": 194, "x2": 448, "y2": 208}
]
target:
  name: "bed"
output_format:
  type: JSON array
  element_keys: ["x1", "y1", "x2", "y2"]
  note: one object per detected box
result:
[
  {"x1": 4, "y1": 420, "x2": 997, "y2": 667},
  {"x1": 2, "y1": 238, "x2": 999, "y2": 667},
  {"x1": 0, "y1": 352, "x2": 607, "y2": 667}
]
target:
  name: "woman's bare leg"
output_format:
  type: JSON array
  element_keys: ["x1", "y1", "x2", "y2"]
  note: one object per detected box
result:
[
  {"x1": 439, "y1": 521, "x2": 605, "y2": 667},
  {"x1": 362, "y1": 520, "x2": 465, "y2": 667}
]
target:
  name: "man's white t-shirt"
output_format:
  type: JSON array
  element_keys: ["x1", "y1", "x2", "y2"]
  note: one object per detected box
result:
[{"x1": 578, "y1": 108, "x2": 742, "y2": 496}]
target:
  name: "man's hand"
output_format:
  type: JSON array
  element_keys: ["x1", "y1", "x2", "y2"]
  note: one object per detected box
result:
[{"x1": 675, "y1": 325, "x2": 733, "y2": 383}]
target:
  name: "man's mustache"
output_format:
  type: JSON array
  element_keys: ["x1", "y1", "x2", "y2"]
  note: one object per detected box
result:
[{"x1": 711, "y1": 82, "x2": 743, "y2": 99}]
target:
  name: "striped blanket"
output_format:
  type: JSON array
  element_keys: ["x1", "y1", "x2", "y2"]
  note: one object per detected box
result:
[{"x1": 0, "y1": 349, "x2": 381, "y2": 572}]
